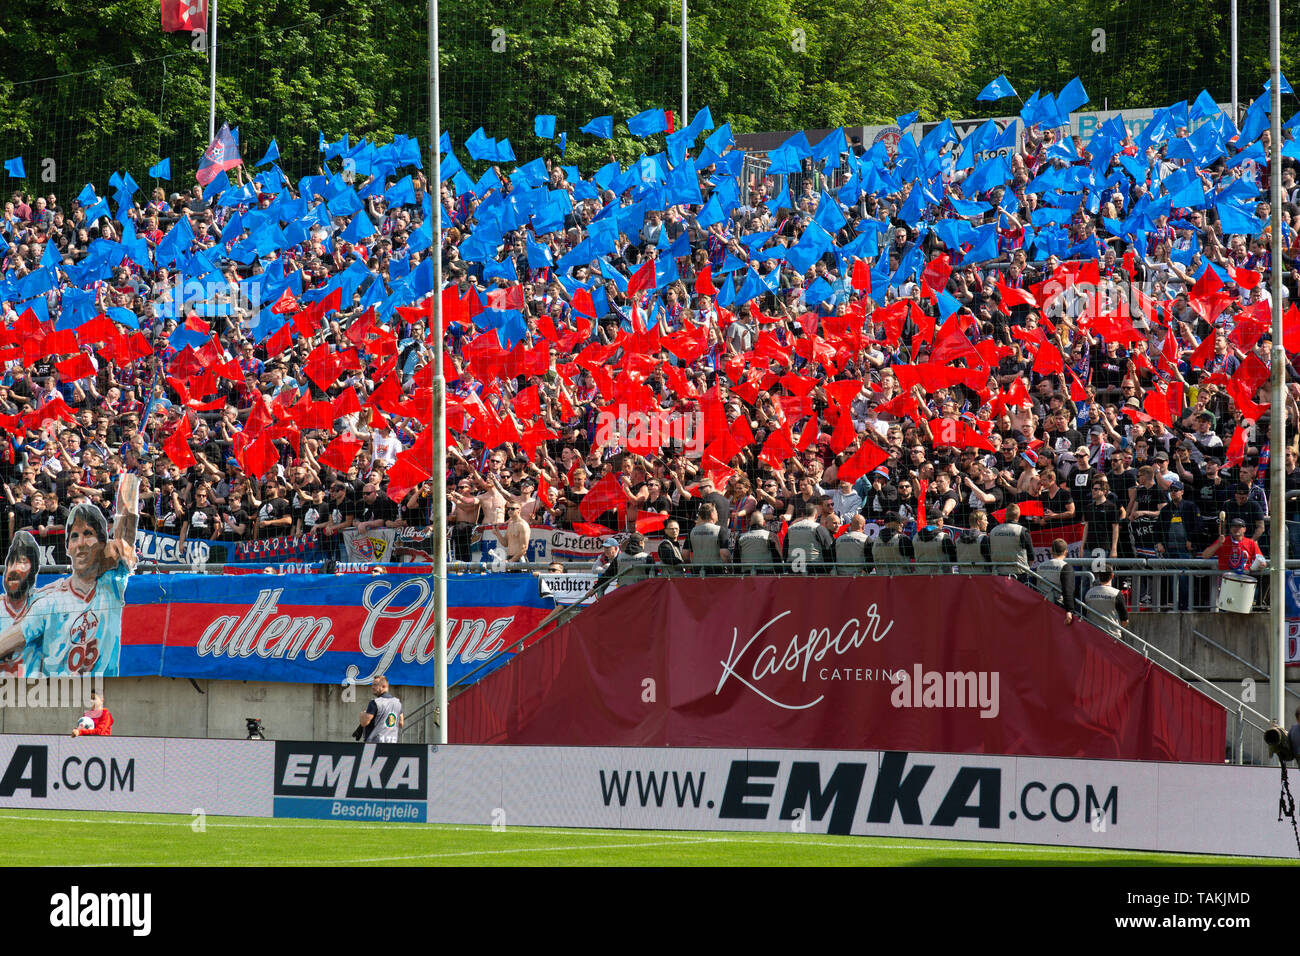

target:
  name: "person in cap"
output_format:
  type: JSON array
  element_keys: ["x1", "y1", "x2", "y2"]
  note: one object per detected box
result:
[
  {"x1": 911, "y1": 513, "x2": 957, "y2": 573},
  {"x1": 591, "y1": 536, "x2": 620, "y2": 576},
  {"x1": 599, "y1": 532, "x2": 654, "y2": 586},
  {"x1": 1202, "y1": 516, "x2": 1264, "y2": 572},
  {"x1": 1156, "y1": 479, "x2": 1198, "y2": 610},
  {"x1": 871, "y1": 511, "x2": 914, "y2": 574},
  {"x1": 1222, "y1": 482, "x2": 1265, "y2": 541}
]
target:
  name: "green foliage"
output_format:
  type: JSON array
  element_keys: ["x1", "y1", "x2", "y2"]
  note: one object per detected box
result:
[{"x1": 0, "y1": 0, "x2": 1292, "y2": 191}]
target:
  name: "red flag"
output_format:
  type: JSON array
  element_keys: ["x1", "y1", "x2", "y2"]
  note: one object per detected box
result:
[
  {"x1": 580, "y1": 472, "x2": 625, "y2": 524},
  {"x1": 1188, "y1": 331, "x2": 1217, "y2": 369},
  {"x1": 694, "y1": 265, "x2": 718, "y2": 296},
  {"x1": 319, "y1": 433, "x2": 363, "y2": 472},
  {"x1": 850, "y1": 258, "x2": 873, "y2": 293},
  {"x1": 760, "y1": 427, "x2": 797, "y2": 471},
  {"x1": 1031, "y1": 344, "x2": 1064, "y2": 375},
  {"x1": 572, "y1": 522, "x2": 614, "y2": 537},
  {"x1": 627, "y1": 260, "x2": 656, "y2": 297},
  {"x1": 993, "y1": 500, "x2": 1044, "y2": 521},
  {"x1": 997, "y1": 277, "x2": 1037, "y2": 308},
  {"x1": 835, "y1": 439, "x2": 889, "y2": 484},
  {"x1": 916, "y1": 478, "x2": 928, "y2": 528},
  {"x1": 55, "y1": 353, "x2": 96, "y2": 382},
  {"x1": 161, "y1": 0, "x2": 207, "y2": 32},
  {"x1": 265, "y1": 322, "x2": 294, "y2": 358},
  {"x1": 163, "y1": 415, "x2": 195, "y2": 469},
  {"x1": 236, "y1": 432, "x2": 275, "y2": 480},
  {"x1": 1225, "y1": 425, "x2": 1247, "y2": 467},
  {"x1": 635, "y1": 513, "x2": 669, "y2": 535}
]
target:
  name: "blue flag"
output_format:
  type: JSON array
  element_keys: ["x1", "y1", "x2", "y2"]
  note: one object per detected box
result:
[
  {"x1": 977, "y1": 75, "x2": 1017, "y2": 102},
  {"x1": 628, "y1": 109, "x2": 669, "y2": 137},
  {"x1": 149, "y1": 158, "x2": 171, "y2": 180},
  {"x1": 3, "y1": 157, "x2": 24, "y2": 178},
  {"x1": 581, "y1": 116, "x2": 614, "y2": 139},
  {"x1": 254, "y1": 139, "x2": 280, "y2": 167}
]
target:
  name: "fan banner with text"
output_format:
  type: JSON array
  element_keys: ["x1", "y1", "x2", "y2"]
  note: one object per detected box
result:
[{"x1": 0, "y1": 572, "x2": 552, "y2": 686}]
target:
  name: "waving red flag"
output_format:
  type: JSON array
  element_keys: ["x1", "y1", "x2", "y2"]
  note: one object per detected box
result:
[
  {"x1": 579, "y1": 472, "x2": 625, "y2": 524},
  {"x1": 319, "y1": 433, "x2": 364, "y2": 472}
]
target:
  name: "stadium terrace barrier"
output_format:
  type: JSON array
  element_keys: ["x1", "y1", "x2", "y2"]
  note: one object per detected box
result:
[
  {"x1": 0, "y1": 735, "x2": 1293, "y2": 858},
  {"x1": 448, "y1": 574, "x2": 1228, "y2": 762}
]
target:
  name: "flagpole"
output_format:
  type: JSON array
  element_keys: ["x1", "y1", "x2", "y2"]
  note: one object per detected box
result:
[
  {"x1": 680, "y1": 0, "x2": 688, "y2": 123},
  {"x1": 1268, "y1": 0, "x2": 1286, "y2": 729},
  {"x1": 428, "y1": 0, "x2": 448, "y2": 746},
  {"x1": 1230, "y1": 0, "x2": 1239, "y2": 124},
  {"x1": 208, "y1": 0, "x2": 218, "y2": 142}
]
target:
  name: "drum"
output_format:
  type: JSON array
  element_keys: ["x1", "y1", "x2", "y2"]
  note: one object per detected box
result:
[{"x1": 1217, "y1": 572, "x2": 1257, "y2": 613}]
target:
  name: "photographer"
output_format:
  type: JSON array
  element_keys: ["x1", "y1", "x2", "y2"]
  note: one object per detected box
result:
[{"x1": 355, "y1": 675, "x2": 403, "y2": 743}]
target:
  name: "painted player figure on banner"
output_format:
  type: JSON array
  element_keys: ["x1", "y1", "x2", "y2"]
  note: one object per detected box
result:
[
  {"x1": 0, "y1": 531, "x2": 41, "y2": 676},
  {"x1": 0, "y1": 475, "x2": 139, "y2": 676}
]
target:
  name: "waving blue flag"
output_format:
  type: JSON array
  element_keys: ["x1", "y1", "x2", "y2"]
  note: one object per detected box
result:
[
  {"x1": 977, "y1": 75, "x2": 1017, "y2": 102},
  {"x1": 581, "y1": 116, "x2": 614, "y2": 139}
]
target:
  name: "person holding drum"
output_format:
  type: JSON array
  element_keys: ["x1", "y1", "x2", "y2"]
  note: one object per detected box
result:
[{"x1": 1202, "y1": 516, "x2": 1266, "y2": 612}]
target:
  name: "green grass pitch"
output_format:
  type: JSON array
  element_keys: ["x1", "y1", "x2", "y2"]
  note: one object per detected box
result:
[{"x1": 0, "y1": 809, "x2": 1292, "y2": 866}]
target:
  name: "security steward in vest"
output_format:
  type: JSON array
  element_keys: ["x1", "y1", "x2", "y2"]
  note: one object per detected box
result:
[
  {"x1": 734, "y1": 511, "x2": 783, "y2": 571},
  {"x1": 782, "y1": 498, "x2": 834, "y2": 572},
  {"x1": 988, "y1": 502, "x2": 1035, "y2": 577},
  {"x1": 687, "y1": 502, "x2": 731, "y2": 573},
  {"x1": 1084, "y1": 568, "x2": 1129, "y2": 637},
  {"x1": 1037, "y1": 538, "x2": 1078, "y2": 623},
  {"x1": 911, "y1": 516, "x2": 958, "y2": 572},
  {"x1": 833, "y1": 514, "x2": 871, "y2": 575},
  {"x1": 658, "y1": 519, "x2": 686, "y2": 568},
  {"x1": 598, "y1": 532, "x2": 655, "y2": 588},
  {"x1": 955, "y1": 509, "x2": 991, "y2": 571},
  {"x1": 871, "y1": 511, "x2": 914, "y2": 573}
]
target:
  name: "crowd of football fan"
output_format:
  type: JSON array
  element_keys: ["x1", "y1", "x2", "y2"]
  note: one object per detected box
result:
[{"x1": 0, "y1": 106, "x2": 1298, "y2": 585}]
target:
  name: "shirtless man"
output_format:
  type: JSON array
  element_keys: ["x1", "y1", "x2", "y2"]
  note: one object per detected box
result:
[{"x1": 493, "y1": 503, "x2": 531, "y2": 562}]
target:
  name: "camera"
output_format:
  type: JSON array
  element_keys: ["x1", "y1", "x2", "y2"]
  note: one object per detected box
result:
[
  {"x1": 1265, "y1": 724, "x2": 1295, "y2": 763},
  {"x1": 245, "y1": 717, "x2": 266, "y2": 740}
]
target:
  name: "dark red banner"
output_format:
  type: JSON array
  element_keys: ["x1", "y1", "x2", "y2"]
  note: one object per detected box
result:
[{"x1": 451, "y1": 576, "x2": 1225, "y2": 763}]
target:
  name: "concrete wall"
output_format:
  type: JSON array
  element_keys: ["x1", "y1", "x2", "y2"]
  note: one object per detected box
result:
[
  {"x1": 1125, "y1": 611, "x2": 1295, "y2": 682},
  {"x1": 0, "y1": 677, "x2": 439, "y2": 743}
]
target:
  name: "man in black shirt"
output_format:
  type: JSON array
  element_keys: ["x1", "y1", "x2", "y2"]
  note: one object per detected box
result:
[
  {"x1": 1223, "y1": 483, "x2": 1265, "y2": 541},
  {"x1": 1065, "y1": 446, "x2": 1094, "y2": 515},
  {"x1": 1105, "y1": 451, "x2": 1135, "y2": 515},
  {"x1": 255, "y1": 478, "x2": 294, "y2": 539},
  {"x1": 320, "y1": 482, "x2": 358, "y2": 560},
  {"x1": 179, "y1": 486, "x2": 220, "y2": 547},
  {"x1": 1036, "y1": 468, "x2": 1076, "y2": 528},
  {"x1": 1081, "y1": 477, "x2": 1122, "y2": 560},
  {"x1": 356, "y1": 481, "x2": 400, "y2": 531}
]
